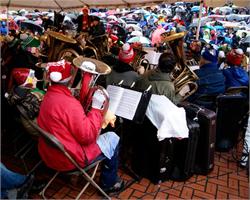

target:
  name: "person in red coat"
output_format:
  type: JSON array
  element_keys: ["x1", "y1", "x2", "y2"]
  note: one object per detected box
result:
[{"x1": 37, "y1": 60, "x2": 124, "y2": 193}]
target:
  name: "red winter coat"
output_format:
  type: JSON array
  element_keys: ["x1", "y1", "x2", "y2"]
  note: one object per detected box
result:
[{"x1": 37, "y1": 84, "x2": 102, "y2": 171}]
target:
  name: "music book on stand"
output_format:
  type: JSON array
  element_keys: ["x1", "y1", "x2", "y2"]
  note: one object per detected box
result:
[{"x1": 107, "y1": 85, "x2": 152, "y2": 123}]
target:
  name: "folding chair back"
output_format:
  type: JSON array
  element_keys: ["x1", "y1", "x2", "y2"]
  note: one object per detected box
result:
[{"x1": 16, "y1": 105, "x2": 110, "y2": 200}]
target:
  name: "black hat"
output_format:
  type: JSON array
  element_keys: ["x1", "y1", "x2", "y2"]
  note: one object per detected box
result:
[{"x1": 90, "y1": 15, "x2": 101, "y2": 22}]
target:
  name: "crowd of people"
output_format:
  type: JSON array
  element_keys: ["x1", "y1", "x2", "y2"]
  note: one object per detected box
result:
[{"x1": 1, "y1": 1, "x2": 250, "y2": 198}]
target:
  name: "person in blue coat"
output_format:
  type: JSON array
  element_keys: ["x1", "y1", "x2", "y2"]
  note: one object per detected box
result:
[
  {"x1": 188, "y1": 46, "x2": 225, "y2": 109},
  {"x1": 223, "y1": 48, "x2": 249, "y2": 89}
]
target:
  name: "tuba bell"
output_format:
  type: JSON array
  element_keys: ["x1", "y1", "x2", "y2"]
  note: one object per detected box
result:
[
  {"x1": 72, "y1": 56, "x2": 111, "y2": 114},
  {"x1": 161, "y1": 31, "x2": 199, "y2": 99}
]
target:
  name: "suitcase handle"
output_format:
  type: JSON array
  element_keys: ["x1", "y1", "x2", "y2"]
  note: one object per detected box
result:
[{"x1": 188, "y1": 104, "x2": 204, "y2": 121}]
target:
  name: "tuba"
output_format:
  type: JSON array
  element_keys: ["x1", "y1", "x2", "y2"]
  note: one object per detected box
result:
[
  {"x1": 46, "y1": 31, "x2": 77, "y2": 61},
  {"x1": 131, "y1": 44, "x2": 150, "y2": 71},
  {"x1": 72, "y1": 56, "x2": 111, "y2": 114},
  {"x1": 161, "y1": 31, "x2": 198, "y2": 99}
]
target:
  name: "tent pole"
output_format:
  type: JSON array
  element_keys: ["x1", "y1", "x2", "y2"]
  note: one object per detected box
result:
[
  {"x1": 6, "y1": 0, "x2": 11, "y2": 35},
  {"x1": 195, "y1": 0, "x2": 204, "y2": 40}
]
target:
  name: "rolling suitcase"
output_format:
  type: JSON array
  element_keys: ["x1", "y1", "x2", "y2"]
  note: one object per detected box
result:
[
  {"x1": 131, "y1": 116, "x2": 174, "y2": 184},
  {"x1": 216, "y1": 94, "x2": 248, "y2": 151},
  {"x1": 178, "y1": 101, "x2": 216, "y2": 175},
  {"x1": 170, "y1": 118, "x2": 200, "y2": 181}
]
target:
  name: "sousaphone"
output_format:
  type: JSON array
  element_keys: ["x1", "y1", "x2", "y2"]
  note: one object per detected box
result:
[{"x1": 72, "y1": 56, "x2": 111, "y2": 113}]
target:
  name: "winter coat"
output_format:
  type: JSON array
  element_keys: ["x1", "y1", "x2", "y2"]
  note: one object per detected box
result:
[
  {"x1": 223, "y1": 66, "x2": 249, "y2": 89},
  {"x1": 106, "y1": 60, "x2": 139, "y2": 87},
  {"x1": 189, "y1": 62, "x2": 225, "y2": 101},
  {"x1": 38, "y1": 84, "x2": 102, "y2": 171},
  {"x1": 135, "y1": 69, "x2": 182, "y2": 104}
]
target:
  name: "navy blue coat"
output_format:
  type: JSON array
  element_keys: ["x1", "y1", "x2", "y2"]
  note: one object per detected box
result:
[{"x1": 188, "y1": 62, "x2": 225, "y2": 105}]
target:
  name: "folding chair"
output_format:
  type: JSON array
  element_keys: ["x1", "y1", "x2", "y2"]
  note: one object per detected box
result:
[{"x1": 16, "y1": 105, "x2": 111, "y2": 200}]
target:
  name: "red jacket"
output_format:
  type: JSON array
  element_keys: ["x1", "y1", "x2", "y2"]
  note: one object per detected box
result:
[{"x1": 37, "y1": 84, "x2": 102, "y2": 171}]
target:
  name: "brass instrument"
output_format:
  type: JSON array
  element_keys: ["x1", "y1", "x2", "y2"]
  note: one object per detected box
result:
[
  {"x1": 72, "y1": 56, "x2": 111, "y2": 114},
  {"x1": 161, "y1": 31, "x2": 198, "y2": 99},
  {"x1": 46, "y1": 31, "x2": 77, "y2": 61},
  {"x1": 131, "y1": 46, "x2": 150, "y2": 71}
]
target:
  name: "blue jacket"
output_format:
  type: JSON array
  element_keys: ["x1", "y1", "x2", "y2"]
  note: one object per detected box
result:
[
  {"x1": 189, "y1": 62, "x2": 225, "y2": 101},
  {"x1": 223, "y1": 66, "x2": 249, "y2": 89}
]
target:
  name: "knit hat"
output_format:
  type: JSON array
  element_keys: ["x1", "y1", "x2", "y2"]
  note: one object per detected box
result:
[
  {"x1": 118, "y1": 43, "x2": 135, "y2": 64},
  {"x1": 82, "y1": 6, "x2": 89, "y2": 14},
  {"x1": 8, "y1": 68, "x2": 36, "y2": 90},
  {"x1": 226, "y1": 49, "x2": 244, "y2": 66},
  {"x1": 201, "y1": 48, "x2": 218, "y2": 63},
  {"x1": 46, "y1": 60, "x2": 72, "y2": 83}
]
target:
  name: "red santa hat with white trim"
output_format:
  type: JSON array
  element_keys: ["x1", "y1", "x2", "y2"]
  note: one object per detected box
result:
[{"x1": 46, "y1": 60, "x2": 72, "y2": 83}]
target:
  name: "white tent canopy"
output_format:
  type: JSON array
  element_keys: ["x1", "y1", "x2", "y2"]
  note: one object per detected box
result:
[
  {"x1": 1, "y1": 0, "x2": 250, "y2": 10},
  {"x1": 1, "y1": 0, "x2": 164, "y2": 10}
]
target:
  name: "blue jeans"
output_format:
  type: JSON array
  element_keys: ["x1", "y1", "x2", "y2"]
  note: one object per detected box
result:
[
  {"x1": 93, "y1": 146, "x2": 119, "y2": 189},
  {"x1": 0, "y1": 163, "x2": 27, "y2": 198}
]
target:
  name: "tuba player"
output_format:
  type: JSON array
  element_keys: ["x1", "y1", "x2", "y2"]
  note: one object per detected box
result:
[{"x1": 37, "y1": 60, "x2": 124, "y2": 194}]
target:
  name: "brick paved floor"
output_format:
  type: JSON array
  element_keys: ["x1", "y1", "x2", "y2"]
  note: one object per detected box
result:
[{"x1": 2, "y1": 128, "x2": 249, "y2": 199}]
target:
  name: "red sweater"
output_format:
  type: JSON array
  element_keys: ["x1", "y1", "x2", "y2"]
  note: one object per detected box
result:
[{"x1": 38, "y1": 84, "x2": 102, "y2": 171}]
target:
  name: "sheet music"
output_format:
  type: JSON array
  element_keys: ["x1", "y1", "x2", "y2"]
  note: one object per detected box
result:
[
  {"x1": 106, "y1": 85, "x2": 142, "y2": 120},
  {"x1": 144, "y1": 51, "x2": 162, "y2": 65},
  {"x1": 106, "y1": 85, "x2": 124, "y2": 114},
  {"x1": 115, "y1": 89, "x2": 142, "y2": 120}
]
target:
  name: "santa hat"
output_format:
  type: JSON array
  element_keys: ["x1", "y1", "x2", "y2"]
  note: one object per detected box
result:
[
  {"x1": 46, "y1": 60, "x2": 72, "y2": 83},
  {"x1": 118, "y1": 43, "x2": 135, "y2": 64},
  {"x1": 8, "y1": 68, "x2": 35, "y2": 91},
  {"x1": 226, "y1": 49, "x2": 244, "y2": 66}
]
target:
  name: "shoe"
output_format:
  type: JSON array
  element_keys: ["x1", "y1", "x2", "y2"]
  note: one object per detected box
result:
[
  {"x1": 16, "y1": 174, "x2": 35, "y2": 199},
  {"x1": 102, "y1": 179, "x2": 125, "y2": 194},
  {"x1": 239, "y1": 153, "x2": 249, "y2": 168}
]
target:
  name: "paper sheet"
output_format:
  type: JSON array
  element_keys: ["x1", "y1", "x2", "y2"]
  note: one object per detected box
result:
[{"x1": 107, "y1": 85, "x2": 142, "y2": 120}]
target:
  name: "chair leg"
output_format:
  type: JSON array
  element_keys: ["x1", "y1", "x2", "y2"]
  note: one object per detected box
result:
[
  {"x1": 39, "y1": 171, "x2": 60, "y2": 199},
  {"x1": 76, "y1": 163, "x2": 99, "y2": 200},
  {"x1": 78, "y1": 167, "x2": 111, "y2": 200},
  {"x1": 14, "y1": 140, "x2": 33, "y2": 157},
  {"x1": 28, "y1": 160, "x2": 43, "y2": 175}
]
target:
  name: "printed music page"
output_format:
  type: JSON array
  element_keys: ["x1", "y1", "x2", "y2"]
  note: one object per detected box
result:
[
  {"x1": 106, "y1": 85, "x2": 142, "y2": 120},
  {"x1": 115, "y1": 89, "x2": 142, "y2": 120},
  {"x1": 107, "y1": 85, "x2": 124, "y2": 114},
  {"x1": 144, "y1": 51, "x2": 162, "y2": 65}
]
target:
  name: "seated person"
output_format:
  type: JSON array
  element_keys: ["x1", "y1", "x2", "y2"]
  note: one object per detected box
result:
[
  {"x1": 135, "y1": 52, "x2": 189, "y2": 104},
  {"x1": 188, "y1": 46, "x2": 225, "y2": 109},
  {"x1": 1, "y1": 162, "x2": 34, "y2": 199},
  {"x1": 106, "y1": 43, "x2": 139, "y2": 87},
  {"x1": 5, "y1": 68, "x2": 45, "y2": 136},
  {"x1": 37, "y1": 60, "x2": 124, "y2": 194},
  {"x1": 223, "y1": 48, "x2": 249, "y2": 89}
]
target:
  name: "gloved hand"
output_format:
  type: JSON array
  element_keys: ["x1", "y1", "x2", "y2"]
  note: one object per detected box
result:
[
  {"x1": 92, "y1": 89, "x2": 106, "y2": 110},
  {"x1": 179, "y1": 85, "x2": 191, "y2": 97}
]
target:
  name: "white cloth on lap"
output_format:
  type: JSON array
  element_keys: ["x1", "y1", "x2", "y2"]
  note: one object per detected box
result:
[
  {"x1": 96, "y1": 131, "x2": 120, "y2": 159},
  {"x1": 146, "y1": 94, "x2": 189, "y2": 141}
]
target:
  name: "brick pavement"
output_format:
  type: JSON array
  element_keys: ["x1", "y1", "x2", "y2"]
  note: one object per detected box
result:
[{"x1": 1, "y1": 128, "x2": 249, "y2": 199}]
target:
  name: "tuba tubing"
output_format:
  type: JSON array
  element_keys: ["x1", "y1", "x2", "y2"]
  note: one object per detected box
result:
[{"x1": 171, "y1": 64, "x2": 199, "y2": 99}]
